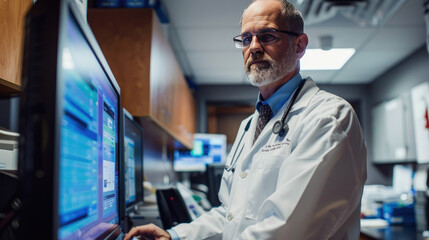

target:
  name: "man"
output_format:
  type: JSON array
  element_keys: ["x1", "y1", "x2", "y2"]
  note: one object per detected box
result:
[{"x1": 125, "y1": 0, "x2": 367, "y2": 239}]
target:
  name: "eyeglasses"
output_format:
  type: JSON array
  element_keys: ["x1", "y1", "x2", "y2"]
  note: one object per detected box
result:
[{"x1": 233, "y1": 28, "x2": 301, "y2": 49}]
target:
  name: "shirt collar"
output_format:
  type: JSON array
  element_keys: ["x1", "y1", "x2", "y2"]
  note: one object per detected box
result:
[{"x1": 256, "y1": 73, "x2": 303, "y2": 117}]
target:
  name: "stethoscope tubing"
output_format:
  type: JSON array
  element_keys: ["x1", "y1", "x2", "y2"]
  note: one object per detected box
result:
[
  {"x1": 225, "y1": 119, "x2": 251, "y2": 172},
  {"x1": 273, "y1": 79, "x2": 306, "y2": 136},
  {"x1": 224, "y1": 79, "x2": 306, "y2": 172}
]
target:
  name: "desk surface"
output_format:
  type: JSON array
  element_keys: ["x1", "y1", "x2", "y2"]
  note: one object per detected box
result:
[{"x1": 361, "y1": 225, "x2": 424, "y2": 240}]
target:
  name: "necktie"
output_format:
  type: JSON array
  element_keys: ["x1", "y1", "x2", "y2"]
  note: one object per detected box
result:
[{"x1": 254, "y1": 104, "x2": 272, "y2": 144}]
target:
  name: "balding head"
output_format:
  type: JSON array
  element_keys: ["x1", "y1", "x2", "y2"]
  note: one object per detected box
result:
[{"x1": 241, "y1": 0, "x2": 304, "y2": 35}]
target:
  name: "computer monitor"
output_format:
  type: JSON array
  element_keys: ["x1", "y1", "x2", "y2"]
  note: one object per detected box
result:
[
  {"x1": 174, "y1": 134, "x2": 227, "y2": 172},
  {"x1": 122, "y1": 109, "x2": 144, "y2": 214},
  {"x1": 17, "y1": 0, "x2": 123, "y2": 239},
  {"x1": 205, "y1": 163, "x2": 225, "y2": 207}
]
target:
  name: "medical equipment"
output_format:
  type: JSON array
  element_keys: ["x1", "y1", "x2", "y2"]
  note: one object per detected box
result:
[
  {"x1": 272, "y1": 79, "x2": 306, "y2": 137},
  {"x1": 225, "y1": 119, "x2": 251, "y2": 172},
  {"x1": 225, "y1": 79, "x2": 306, "y2": 172}
]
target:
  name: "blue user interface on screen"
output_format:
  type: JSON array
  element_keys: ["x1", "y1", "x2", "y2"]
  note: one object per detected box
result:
[
  {"x1": 124, "y1": 136, "x2": 136, "y2": 204},
  {"x1": 58, "y1": 11, "x2": 119, "y2": 240},
  {"x1": 174, "y1": 134, "x2": 226, "y2": 172}
]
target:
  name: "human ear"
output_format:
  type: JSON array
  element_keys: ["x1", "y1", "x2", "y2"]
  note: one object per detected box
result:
[{"x1": 295, "y1": 33, "x2": 308, "y2": 60}]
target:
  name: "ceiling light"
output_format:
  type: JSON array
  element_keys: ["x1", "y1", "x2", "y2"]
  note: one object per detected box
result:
[{"x1": 300, "y1": 48, "x2": 355, "y2": 70}]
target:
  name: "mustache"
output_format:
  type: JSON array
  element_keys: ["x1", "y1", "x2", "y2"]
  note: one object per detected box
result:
[
  {"x1": 246, "y1": 57, "x2": 273, "y2": 71},
  {"x1": 246, "y1": 52, "x2": 275, "y2": 70}
]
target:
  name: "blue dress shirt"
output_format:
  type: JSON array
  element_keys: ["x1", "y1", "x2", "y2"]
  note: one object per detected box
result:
[{"x1": 256, "y1": 73, "x2": 303, "y2": 117}]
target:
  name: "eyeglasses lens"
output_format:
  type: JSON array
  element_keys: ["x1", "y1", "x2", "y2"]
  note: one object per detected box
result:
[{"x1": 238, "y1": 33, "x2": 278, "y2": 48}]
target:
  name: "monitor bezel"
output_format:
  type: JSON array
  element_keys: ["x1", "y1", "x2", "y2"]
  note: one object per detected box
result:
[
  {"x1": 58, "y1": 1, "x2": 123, "y2": 239},
  {"x1": 122, "y1": 108, "x2": 144, "y2": 215},
  {"x1": 18, "y1": 0, "x2": 123, "y2": 239}
]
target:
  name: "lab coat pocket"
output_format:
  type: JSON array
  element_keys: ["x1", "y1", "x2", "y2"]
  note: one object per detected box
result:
[
  {"x1": 247, "y1": 155, "x2": 286, "y2": 219},
  {"x1": 257, "y1": 154, "x2": 287, "y2": 169}
]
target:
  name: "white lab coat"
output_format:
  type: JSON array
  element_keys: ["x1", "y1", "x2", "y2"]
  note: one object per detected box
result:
[{"x1": 173, "y1": 78, "x2": 367, "y2": 240}]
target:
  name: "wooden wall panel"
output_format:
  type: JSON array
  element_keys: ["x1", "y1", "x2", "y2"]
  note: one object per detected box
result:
[{"x1": 0, "y1": 0, "x2": 32, "y2": 93}]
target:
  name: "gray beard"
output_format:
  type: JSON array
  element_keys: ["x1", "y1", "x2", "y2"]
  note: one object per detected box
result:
[{"x1": 246, "y1": 60, "x2": 290, "y2": 87}]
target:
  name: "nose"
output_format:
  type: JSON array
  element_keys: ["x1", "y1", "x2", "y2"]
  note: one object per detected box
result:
[{"x1": 249, "y1": 35, "x2": 263, "y2": 55}]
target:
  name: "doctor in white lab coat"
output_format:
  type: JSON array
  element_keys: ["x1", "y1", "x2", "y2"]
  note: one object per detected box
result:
[{"x1": 125, "y1": 0, "x2": 367, "y2": 239}]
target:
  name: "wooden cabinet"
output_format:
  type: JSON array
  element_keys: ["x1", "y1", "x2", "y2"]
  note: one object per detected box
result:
[
  {"x1": 0, "y1": 0, "x2": 32, "y2": 94},
  {"x1": 88, "y1": 8, "x2": 195, "y2": 148}
]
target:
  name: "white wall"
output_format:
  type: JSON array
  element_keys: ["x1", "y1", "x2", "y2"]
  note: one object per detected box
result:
[{"x1": 368, "y1": 46, "x2": 429, "y2": 185}]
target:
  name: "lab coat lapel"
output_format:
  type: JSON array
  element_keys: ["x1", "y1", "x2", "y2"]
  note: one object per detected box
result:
[
  {"x1": 251, "y1": 78, "x2": 316, "y2": 147},
  {"x1": 288, "y1": 77, "x2": 319, "y2": 113},
  {"x1": 237, "y1": 110, "x2": 258, "y2": 169},
  {"x1": 246, "y1": 78, "x2": 320, "y2": 155},
  {"x1": 238, "y1": 94, "x2": 290, "y2": 170},
  {"x1": 238, "y1": 78, "x2": 320, "y2": 171}
]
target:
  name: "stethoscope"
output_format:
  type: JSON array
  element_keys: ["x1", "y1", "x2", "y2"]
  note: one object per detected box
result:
[{"x1": 225, "y1": 79, "x2": 306, "y2": 172}]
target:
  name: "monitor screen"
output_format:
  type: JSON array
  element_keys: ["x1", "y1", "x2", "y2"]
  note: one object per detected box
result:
[
  {"x1": 174, "y1": 134, "x2": 227, "y2": 172},
  {"x1": 57, "y1": 7, "x2": 120, "y2": 240},
  {"x1": 17, "y1": 0, "x2": 122, "y2": 239},
  {"x1": 123, "y1": 110, "x2": 144, "y2": 213}
]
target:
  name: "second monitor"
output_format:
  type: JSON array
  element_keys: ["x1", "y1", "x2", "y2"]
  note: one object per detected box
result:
[
  {"x1": 122, "y1": 109, "x2": 144, "y2": 215},
  {"x1": 174, "y1": 133, "x2": 227, "y2": 172}
]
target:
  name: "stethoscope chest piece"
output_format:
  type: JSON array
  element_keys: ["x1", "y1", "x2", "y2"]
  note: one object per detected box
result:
[
  {"x1": 273, "y1": 120, "x2": 288, "y2": 137},
  {"x1": 271, "y1": 79, "x2": 306, "y2": 138},
  {"x1": 272, "y1": 121, "x2": 283, "y2": 134},
  {"x1": 279, "y1": 123, "x2": 288, "y2": 137}
]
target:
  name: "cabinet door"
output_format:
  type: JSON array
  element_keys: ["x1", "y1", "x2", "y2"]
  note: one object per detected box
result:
[
  {"x1": 150, "y1": 14, "x2": 195, "y2": 146},
  {"x1": 88, "y1": 8, "x2": 152, "y2": 115},
  {"x1": 171, "y1": 72, "x2": 195, "y2": 145},
  {"x1": 371, "y1": 97, "x2": 414, "y2": 163},
  {"x1": 149, "y1": 14, "x2": 176, "y2": 129},
  {"x1": 0, "y1": 0, "x2": 32, "y2": 94},
  {"x1": 88, "y1": 8, "x2": 195, "y2": 148}
]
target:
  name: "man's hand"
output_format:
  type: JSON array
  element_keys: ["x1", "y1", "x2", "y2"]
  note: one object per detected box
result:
[{"x1": 124, "y1": 224, "x2": 172, "y2": 240}]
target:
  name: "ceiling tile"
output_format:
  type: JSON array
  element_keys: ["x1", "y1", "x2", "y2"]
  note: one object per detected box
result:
[
  {"x1": 171, "y1": 27, "x2": 240, "y2": 51},
  {"x1": 305, "y1": 27, "x2": 375, "y2": 49},
  {"x1": 186, "y1": 51, "x2": 244, "y2": 71},
  {"x1": 384, "y1": 0, "x2": 426, "y2": 26},
  {"x1": 161, "y1": 0, "x2": 427, "y2": 85},
  {"x1": 164, "y1": 0, "x2": 249, "y2": 28},
  {"x1": 363, "y1": 26, "x2": 426, "y2": 51},
  {"x1": 193, "y1": 69, "x2": 248, "y2": 84},
  {"x1": 331, "y1": 49, "x2": 417, "y2": 84}
]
